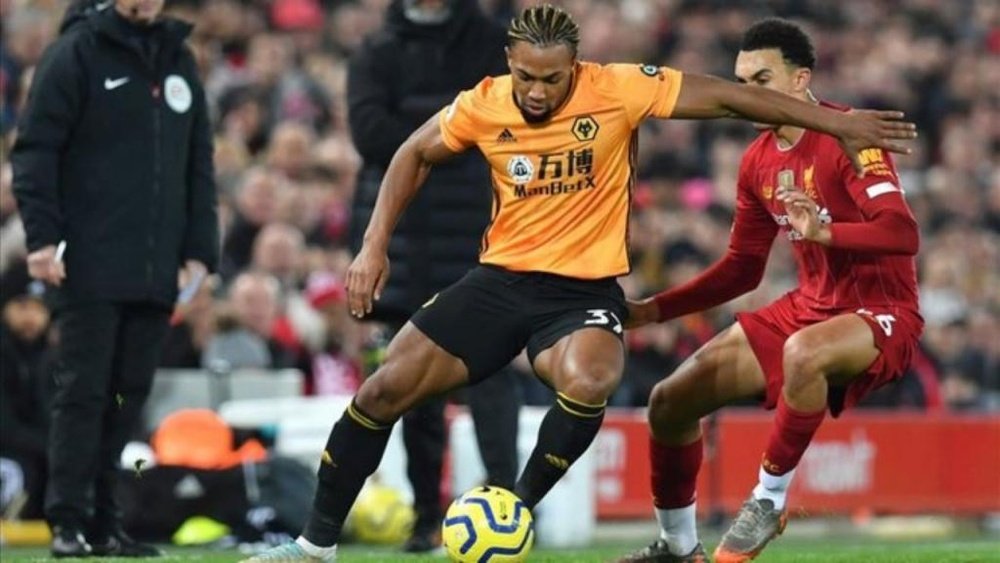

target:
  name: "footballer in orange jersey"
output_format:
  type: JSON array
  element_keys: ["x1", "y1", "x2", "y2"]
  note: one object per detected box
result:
[
  {"x1": 439, "y1": 60, "x2": 681, "y2": 279},
  {"x1": 246, "y1": 6, "x2": 918, "y2": 561}
]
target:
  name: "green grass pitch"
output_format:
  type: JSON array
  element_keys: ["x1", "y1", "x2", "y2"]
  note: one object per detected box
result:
[{"x1": 2, "y1": 538, "x2": 999, "y2": 562}]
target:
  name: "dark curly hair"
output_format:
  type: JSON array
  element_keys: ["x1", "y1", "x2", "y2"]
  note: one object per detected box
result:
[{"x1": 741, "y1": 18, "x2": 816, "y2": 70}]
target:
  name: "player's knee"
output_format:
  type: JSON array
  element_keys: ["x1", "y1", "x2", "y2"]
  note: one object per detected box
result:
[
  {"x1": 354, "y1": 368, "x2": 408, "y2": 422},
  {"x1": 782, "y1": 332, "x2": 827, "y2": 390},
  {"x1": 647, "y1": 378, "x2": 689, "y2": 433},
  {"x1": 560, "y1": 362, "x2": 621, "y2": 405}
]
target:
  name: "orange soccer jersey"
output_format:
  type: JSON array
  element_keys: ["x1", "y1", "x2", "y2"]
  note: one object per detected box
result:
[{"x1": 438, "y1": 62, "x2": 683, "y2": 279}]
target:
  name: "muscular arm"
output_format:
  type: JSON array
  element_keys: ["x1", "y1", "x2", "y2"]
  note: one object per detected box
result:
[
  {"x1": 348, "y1": 107, "x2": 469, "y2": 316},
  {"x1": 670, "y1": 74, "x2": 915, "y2": 174},
  {"x1": 671, "y1": 74, "x2": 842, "y2": 127}
]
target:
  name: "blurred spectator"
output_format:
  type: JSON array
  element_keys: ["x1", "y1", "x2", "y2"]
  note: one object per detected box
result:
[
  {"x1": 266, "y1": 121, "x2": 317, "y2": 180},
  {"x1": 252, "y1": 222, "x2": 306, "y2": 289},
  {"x1": 0, "y1": 288, "x2": 52, "y2": 519},
  {"x1": 233, "y1": 32, "x2": 332, "y2": 137},
  {"x1": 220, "y1": 167, "x2": 289, "y2": 281},
  {"x1": 1, "y1": 6, "x2": 54, "y2": 134},
  {"x1": 0, "y1": 162, "x2": 27, "y2": 276},
  {"x1": 251, "y1": 221, "x2": 326, "y2": 354},
  {"x1": 217, "y1": 85, "x2": 270, "y2": 155},
  {"x1": 273, "y1": 0, "x2": 327, "y2": 55},
  {"x1": 203, "y1": 271, "x2": 297, "y2": 371},
  {"x1": 303, "y1": 271, "x2": 362, "y2": 395},
  {"x1": 160, "y1": 276, "x2": 221, "y2": 369}
]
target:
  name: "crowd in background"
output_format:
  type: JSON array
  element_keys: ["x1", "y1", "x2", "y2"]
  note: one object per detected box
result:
[{"x1": 2, "y1": 0, "x2": 997, "y2": 417}]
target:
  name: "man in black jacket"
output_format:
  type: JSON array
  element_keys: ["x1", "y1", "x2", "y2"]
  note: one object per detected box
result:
[
  {"x1": 11, "y1": 0, "x2": 218, "y2": 557},
  {"x1": 348, "y1": 0, "x2": 520, "y2": 552}
]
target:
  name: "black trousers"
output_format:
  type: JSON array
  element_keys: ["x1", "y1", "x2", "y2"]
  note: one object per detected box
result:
[
  {"x1": 394, "y1": 331, "x2": 521, "y2": 532},
  {"x1": 45, "y1": 301, "x2": 170, "y2": 532}
]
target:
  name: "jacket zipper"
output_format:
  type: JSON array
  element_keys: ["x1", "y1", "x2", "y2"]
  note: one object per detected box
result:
[{"x1": 148, "y1": 82, "x2": 161, "y2": 290}]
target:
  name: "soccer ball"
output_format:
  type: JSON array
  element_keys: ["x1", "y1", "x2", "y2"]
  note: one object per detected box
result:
[
  {"x1": 345, "y1": 483, "x2": 415, "y2": 545},
  {"x1": 442, "y1": 486, "x2": 534, "y2": 562}
]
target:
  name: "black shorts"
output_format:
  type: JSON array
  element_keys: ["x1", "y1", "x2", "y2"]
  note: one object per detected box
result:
[{"x1": 410, "y1": 265, "x2": 626, "y2": 383}]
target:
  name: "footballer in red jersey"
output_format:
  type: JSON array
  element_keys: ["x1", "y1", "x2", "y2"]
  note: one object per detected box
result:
[{"x1": 618, "y1": 19, "x2": 922, "y2": 563}]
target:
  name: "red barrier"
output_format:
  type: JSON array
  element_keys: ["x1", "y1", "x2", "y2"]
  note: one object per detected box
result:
[{"x1": 595, "y1": 410, "x2": 1000, "y2": 519}]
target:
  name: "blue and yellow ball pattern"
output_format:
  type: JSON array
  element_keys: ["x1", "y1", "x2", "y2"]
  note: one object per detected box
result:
[{"x1": 442, "y1": 486, "x2": 535, "y2": 562}]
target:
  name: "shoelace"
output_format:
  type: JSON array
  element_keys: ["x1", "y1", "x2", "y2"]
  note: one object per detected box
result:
[
  {"x1": 622, "y1": 539, "x2": 670, "y2": 560},
  {"x1": 729, "y1": 500, "x2": 768, "y2": 538}
]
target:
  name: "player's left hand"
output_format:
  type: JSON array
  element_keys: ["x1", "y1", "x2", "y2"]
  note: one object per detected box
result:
[
  {"x1": 625, "y1": 298, "x2": 660, "y2": 329},
  {"x1": 837, "y1": 109, "x2": 916, "y2": 177},
  {"x1": 777, "y1": 187, "x2": 830, "y2": 244}
]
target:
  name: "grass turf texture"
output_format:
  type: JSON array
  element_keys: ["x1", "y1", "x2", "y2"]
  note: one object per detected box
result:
[{"x1": 2, "y1": 539, "x2": 999, "y2": 562}]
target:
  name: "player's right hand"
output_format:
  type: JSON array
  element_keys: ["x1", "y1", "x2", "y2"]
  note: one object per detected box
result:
[
  {"x1": 346, "y1": 246, "x2": 389, "y2": 318},
  {"x1": 26, "y1": 245, "x2": 66, "y2": 287},
  {"x1": 624, "y1": 298, "x2": 659, "y2": 329},
  {"x1": 837, "y1": 109, "x2": 916, "y2": 177}
]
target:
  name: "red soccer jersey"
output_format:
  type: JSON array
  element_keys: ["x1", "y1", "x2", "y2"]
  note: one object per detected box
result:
[
  {"x1": 737, "y1": 115, "x2": 920, "y2": 319},
  {"x1": 655, "y1": 103, "x2": 922, "y2": 327}
]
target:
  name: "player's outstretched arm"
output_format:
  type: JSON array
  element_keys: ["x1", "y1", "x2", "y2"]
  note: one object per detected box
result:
[
  {"x1": 669, "y1": 73, "x2": 917, "y2": 176},
  {"x1": 346, "y1": 117, "x2": 461, "y2": 317}
]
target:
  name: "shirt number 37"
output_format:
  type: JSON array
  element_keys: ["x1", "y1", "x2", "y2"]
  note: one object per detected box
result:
[{"x1": 585, "y1": 309, "x2": 623, "y2": 334}]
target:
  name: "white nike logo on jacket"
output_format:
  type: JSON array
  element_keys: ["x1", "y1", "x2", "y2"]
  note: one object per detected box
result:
[{"x1": 104, "y1": 76, "x2": 130, "y2": 90}]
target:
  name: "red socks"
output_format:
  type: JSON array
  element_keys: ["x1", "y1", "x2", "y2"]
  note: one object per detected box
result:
[
  {"x1": 762, "y1": 398, "x2": 826, "y2": 477},
  {"x1": 650, "y1": 436, "x2": 703, "y2": 509}
]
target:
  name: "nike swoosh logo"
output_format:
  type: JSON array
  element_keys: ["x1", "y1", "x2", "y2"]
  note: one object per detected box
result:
[{"x1": 104, "y1": 77, "x2": 130, "y2": 90}]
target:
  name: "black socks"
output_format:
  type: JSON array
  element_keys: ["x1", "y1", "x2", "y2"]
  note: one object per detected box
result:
[
  {"x1": 302, "y1": 400, "x2": 394, "y2": 546},
  {"x1": 514, "y1": 393, "x2": 606, "y2": 509}
]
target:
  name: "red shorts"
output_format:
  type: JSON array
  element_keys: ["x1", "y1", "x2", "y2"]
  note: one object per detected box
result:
[{"x1": 735, "y1": 293, "x2": 922, "y2": 417}]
